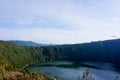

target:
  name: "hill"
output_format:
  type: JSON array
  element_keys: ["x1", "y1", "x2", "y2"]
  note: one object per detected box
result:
[
  {"x1": 0, "y1": 39, "x2": 120, "y2": 79},
  {"x1": 0, "y1": 39, "x2": 120, "y2": 69},
  {"x1": 6, "y1": 40, "x2": 48, "y2": 46}
]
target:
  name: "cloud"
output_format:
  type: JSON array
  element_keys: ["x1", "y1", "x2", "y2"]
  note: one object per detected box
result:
[
  {"x1": 0, "y1": 0, "x2": 120, "y2": 43},
  {"x1": 110, "y1": 35, "x2": 118, "y2": 38},
  {"x1": 1, "y1": 27, "x2": 120, "y2": 44}
]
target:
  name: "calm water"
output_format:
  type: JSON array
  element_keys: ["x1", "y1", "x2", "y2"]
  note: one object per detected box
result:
[{"x1": 27, "y1": 61, "x2": 120, "y2": 80}]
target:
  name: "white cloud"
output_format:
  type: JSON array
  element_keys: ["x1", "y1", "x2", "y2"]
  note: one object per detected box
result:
[
  {"x1": 1, "y1": 28, "x2": 120, "y2": 44},
  {"x1": 0, "y1": 0, "x2": 120, "y2": 43}
]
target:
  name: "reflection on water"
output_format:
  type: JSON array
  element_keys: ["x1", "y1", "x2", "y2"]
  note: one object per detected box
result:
[{"x1": 27, "y1": 61, "x2": 120, "y2": 80}]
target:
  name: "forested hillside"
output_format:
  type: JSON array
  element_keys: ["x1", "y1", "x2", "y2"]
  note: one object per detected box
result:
[
  {"x1": 0, "y1": 39, "x2": 120, "y2": 69},
  {"x1": 0, "y1": 41, "x2": 63, "y2": 69}
]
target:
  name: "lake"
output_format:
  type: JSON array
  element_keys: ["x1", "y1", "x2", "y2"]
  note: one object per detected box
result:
[{"x1": 27, "y1": 61, "x2": 120, "y2": 80}]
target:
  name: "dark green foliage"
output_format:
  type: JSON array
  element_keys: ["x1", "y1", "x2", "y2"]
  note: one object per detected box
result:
[{"x1": 0, "y1": 39, "x2": 120, "y2": 69}]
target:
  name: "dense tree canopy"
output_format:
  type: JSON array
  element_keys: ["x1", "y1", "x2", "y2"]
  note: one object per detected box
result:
[{"x1": 0, "y1": 39, "x2": 120, "y2": 69}]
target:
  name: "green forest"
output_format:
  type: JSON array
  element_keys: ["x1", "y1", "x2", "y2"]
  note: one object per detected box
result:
[{"x1": 0, "y1": 39, "x2": 120, "y2": 79}]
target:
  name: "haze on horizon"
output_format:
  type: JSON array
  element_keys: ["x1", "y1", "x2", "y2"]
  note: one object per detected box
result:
[{"x1": 0, "y1": 0, "x2": 120, "y2": 44}]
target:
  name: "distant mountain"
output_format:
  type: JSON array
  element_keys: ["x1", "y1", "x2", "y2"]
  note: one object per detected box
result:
[{"x1": 6, "y1": 40, "x2": 48, "y2": 46}]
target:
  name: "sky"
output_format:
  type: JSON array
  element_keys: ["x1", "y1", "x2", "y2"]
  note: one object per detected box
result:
[{"x1": 0, "y1": 0, "x2": 120, "y2": 44}]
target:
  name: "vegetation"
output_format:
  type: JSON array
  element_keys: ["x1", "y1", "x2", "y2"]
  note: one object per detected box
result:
[
  {"x1": 1, "y1": 39, "x2": 120, "y2": 69},
  {"x1": 0, "y1": 64, "x2": 51, "y2": 80},
  {"x1": 77, "y1": 69, "x2": 94, "y2": 80},
  {"x1": 0, "y1": 39, "x2": 120, "y2": 68},
  {"x1": 0, "y1": 39, "x2": 120, "y2": 79}
]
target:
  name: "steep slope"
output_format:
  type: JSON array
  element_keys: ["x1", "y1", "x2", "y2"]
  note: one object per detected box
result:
[
  {"x1": 0, "y1": 41, "x2": 52, "y2": 80},
  {"x1": 0, "y1": 41, "x2": 63, "y2": 68},
  {"x1": 1, "y1": 39, "x2": 120, "y2": 80},
  {"x1": 0, "y1": 41, "x2": 42, "y2": 68},
  {"x1": 0, "y1": 39, "x2": 120, "y2": 69}
]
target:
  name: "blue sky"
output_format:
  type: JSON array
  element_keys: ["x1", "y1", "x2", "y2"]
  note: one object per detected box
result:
[{"x1": 0, "y1": 0, "x2": 120, "y2": 44}]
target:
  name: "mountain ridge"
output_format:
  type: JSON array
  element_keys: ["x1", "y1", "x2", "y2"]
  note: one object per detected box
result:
[
  {"x1": 5, "y1": 40, "x2": 48, "y2": 47},
  {"x1": 0, "y1": 38, "x2": 120, "y2": 68}
]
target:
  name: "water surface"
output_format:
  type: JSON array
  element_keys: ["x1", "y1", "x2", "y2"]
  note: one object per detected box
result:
[{"x1": 27, "y1": 61, "x2": 120, "y2": 80}]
